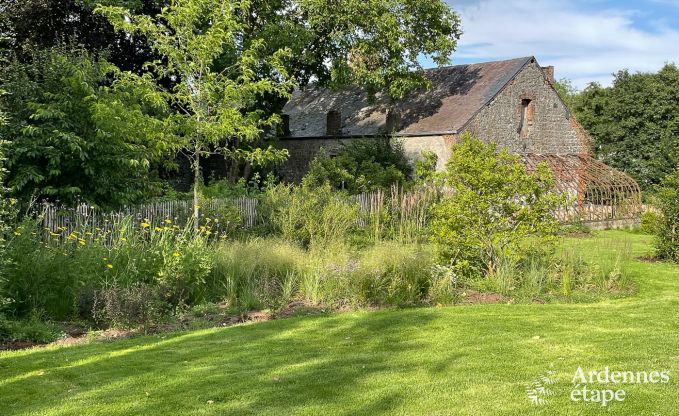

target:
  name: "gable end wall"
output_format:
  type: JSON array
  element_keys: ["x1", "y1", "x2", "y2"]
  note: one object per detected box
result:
[{"x1": 463, "y1": 60, "x2": 590, "y2": 155}]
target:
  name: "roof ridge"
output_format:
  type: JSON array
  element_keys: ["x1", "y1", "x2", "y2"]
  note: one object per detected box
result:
[
  {"x1": 424, "y1": 56, "x2": 534, "y2": 72},
  {"x1": 282, "y1": 56, "x2": 539, "y2": 138}
]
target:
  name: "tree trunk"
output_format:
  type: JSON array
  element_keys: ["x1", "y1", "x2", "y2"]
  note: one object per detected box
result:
[{"x1": 193, "y1": 147, "x2": 200, "y2": 232}]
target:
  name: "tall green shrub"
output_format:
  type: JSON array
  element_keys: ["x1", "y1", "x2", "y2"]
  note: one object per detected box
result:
[
  {"x1": 0, "y1": 47, "x2": 171, "y2": 208},
  {"x1": 0, "y1": 104, "x2": 17, "y2": 312},
  {"x1": 302, "y1": 137, "x2": 412, "y2": 193},
  {"x1": 655, "y1": 169, "x2": 679, "y2": 262},
  {"x1": 429, "y1": 134, "x2": 565, "y2": 279}
]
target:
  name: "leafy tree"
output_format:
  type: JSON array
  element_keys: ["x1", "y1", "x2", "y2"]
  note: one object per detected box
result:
[
  {"x1": 429, "y1": 134, "x2": 564, "y2": 278},
  {"x1": 236, "y1": 0, "x2": 462, "y2": 99},
  {"x1": 655, "y1": 169, "x2": 679, "y2": 262},
  {"x1": 302, "y1": 137, "x2": 412, "y2": 193},
  {"x1": 0, "y1": 47, "x2": 171, "y2": 208},
  {"x1": 0, "y1": 0, "x2": 161, "y2": 73},
  {"x1": 413, "y1": 150, "x2": 443, "y2": 187},
  {"x1": 553, "y1": 78, "x2": 578, "y2": 110},
  {"x1": 4, "y1": 0, "x2": 462, "y2": 101},
  {"x1": 0, "y1": 91, "x2": 17, "y2": 310},
  {"x1": 97, "y1": 0, "x2": 296, "y2": 222},
  {"x1": 572, "y1": 64, "x2": 679, "y2": 189}
]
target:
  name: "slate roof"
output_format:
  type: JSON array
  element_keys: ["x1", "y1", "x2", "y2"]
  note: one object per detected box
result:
[{"x1": 282, "y1": 56, "x2": 535, "y2": 138}]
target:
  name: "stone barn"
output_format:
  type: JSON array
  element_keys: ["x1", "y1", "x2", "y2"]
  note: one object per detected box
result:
[{"x1": 278, "y1": 56, "x2": 641, "y2": 222}]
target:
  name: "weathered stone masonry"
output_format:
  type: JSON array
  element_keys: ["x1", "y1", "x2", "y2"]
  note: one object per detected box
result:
[
  {"x1": 463, "y1": 60, "x2": 588, "y2": 155},
  {"x1": 278, "y1": 135, "x2": 455, "y2": 183},
  {"x1": 277, "y1": 57, "x2": 589, "y2": 182},
  {"x1": 276, "y1": 56, "x2": 642, "y2": 222}
]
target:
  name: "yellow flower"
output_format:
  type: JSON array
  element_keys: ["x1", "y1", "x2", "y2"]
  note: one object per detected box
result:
[
  {"x1": 154, "y1": 227, "x2": 163, "y2": 231},
  {"x1": 164, "y1": 219, "x2": 172, "y2": 224},
  {"x1": 172, "y1": 252, "x2": 181, "y2": 257},
  {"x1": 141, "y1": 222, "x2": 151, "y2": 228},
  {"x1": 13, "y1": 231, "x2": 21, "y2": 236},
  {"x1": 78, "y1": 239, "x2": 86, "y2": 246},
  {"x1": 106, "y1": 264, "x2": 113, "y2": 269},
  {"x1": 119, "y1": 237, "x2": 127, "y2": 242}
]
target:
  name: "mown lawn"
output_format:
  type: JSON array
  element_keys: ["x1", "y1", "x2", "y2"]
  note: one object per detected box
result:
[{"x1": 1, "y1": 231, "x2": 678, "y2": 415}]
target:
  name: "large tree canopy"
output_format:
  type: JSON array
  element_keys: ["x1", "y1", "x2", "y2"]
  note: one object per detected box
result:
[
  {"x1": 236, "y1": 0, "x2": 462, "y2": 99},
  {"x1": 3, "y1": 0, "x2": 462, "y2": 101},
  {"x1": 97, "y1": 0, "x2": 297, "y2": 221},
  {"x1": 572, "y1": 64, "x2": 679, "y2": 190},
  {"x1": 0, "y1": 47, "x2": 171, "y2": 208},
  {"x1": 0, "y1": 0, "x2": 462, "y2": 208},
  {"x1": 0, "y1": 0, "x2": 161, "y2": 72}
]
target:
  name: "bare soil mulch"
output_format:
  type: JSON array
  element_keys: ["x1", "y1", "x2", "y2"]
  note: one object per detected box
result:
[{"x1": 1, "y1": 300, "x2": 328, "y2": 352}]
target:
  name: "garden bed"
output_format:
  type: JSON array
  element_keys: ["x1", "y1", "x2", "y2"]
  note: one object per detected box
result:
[{"x1": 0, "y1": 231, "x2": 677, "y2": 415}]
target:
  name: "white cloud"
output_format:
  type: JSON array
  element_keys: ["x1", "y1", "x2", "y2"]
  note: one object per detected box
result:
[
  {"x1": 649, "y1": 0, "x2": 679, "y2": 9},
  {"x1": 445, "y1": 0, "x2": 679, "y2": 89}
]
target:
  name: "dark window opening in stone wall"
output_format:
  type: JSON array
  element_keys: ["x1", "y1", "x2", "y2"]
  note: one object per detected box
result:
[
  {"x1": 385, "y1": 109, "x2": 401, "y2": 133},
  {"x1": 326, "y1": 110, "x2": 342, "y2": 136},
  {"x1": 281, "y1": 114, "x2": 291, "y2": 136},
  {"x1": 520, "y1": 98, "x2": 534, "y2": 137}
]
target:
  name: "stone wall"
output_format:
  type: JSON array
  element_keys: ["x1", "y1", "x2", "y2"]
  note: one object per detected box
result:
[
  {"x1": 463, "y1": 60, "x2": 590, "y2": 155},
  {"x1": 277, "y1": 138, "x2": 349, "y2": 183},
  {"x1": 399, "y1": 135, "x2": 454, "y2": 171},
  {"x1": 277, "y1": 135, "x2": 455, "y2": 182},
  {"x1": 278, "y1": 59, "x2": 593, "y2": 182}
]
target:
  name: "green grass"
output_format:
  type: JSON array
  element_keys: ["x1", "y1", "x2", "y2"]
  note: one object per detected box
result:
[{"x1": 1, "y1": 231, "x2": 678, "y2": 415}]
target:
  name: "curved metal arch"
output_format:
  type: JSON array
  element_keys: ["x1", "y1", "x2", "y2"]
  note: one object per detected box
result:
[{"x1": 522, "y1": 154, "x2": 642, "y2": 222}]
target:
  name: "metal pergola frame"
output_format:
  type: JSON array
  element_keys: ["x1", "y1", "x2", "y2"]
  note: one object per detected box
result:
[{"x1": 522, "y1": 154, "x2": 642, "y2": 222}]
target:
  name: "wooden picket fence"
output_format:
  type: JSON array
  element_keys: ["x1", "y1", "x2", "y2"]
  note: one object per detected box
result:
[
  {"x1": 40, "y1": 187, "x2": 439, "y2": 239},
  {"x1": 41, "y1": 197, "x2": 259, "y2": 236},
  {"x1": 39, "y1": 185, "x2": 629, "y2": 240}
]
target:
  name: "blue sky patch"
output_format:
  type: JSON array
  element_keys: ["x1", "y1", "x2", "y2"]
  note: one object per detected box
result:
[{"x1": 421, "y1": 0, "x2": 679, "y2": 88}]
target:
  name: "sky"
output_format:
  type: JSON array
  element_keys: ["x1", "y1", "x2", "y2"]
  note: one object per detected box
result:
[{"x1": 425, "y1": 0, "x2": 679, "y2": 89}]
